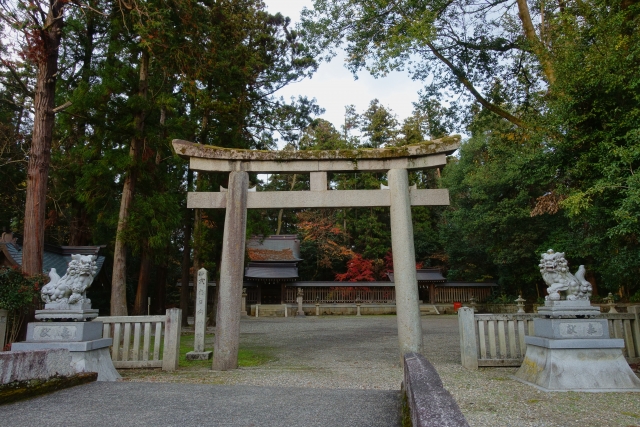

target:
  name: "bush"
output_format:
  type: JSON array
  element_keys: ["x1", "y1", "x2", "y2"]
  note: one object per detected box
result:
[
  {"x1": 0, "y1": 266, "x2": 47, "y2": 349},
  {"x1": 486, "y1": 293, "x2": 517, "y2": 305}
]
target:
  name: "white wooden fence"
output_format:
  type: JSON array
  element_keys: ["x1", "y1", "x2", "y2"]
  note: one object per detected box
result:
[
  {"x1": 95, "y1": 308, "x2": 181, "y2": 371},
  {"x1": 459, "y1": 306, "x2": 640, "y2": 370}
]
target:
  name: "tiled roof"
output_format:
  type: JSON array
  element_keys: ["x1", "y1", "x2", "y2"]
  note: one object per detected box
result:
[
  {"x1": 246, "y1": 235, "x2": 301, "y2": 261},
  {"x1": 244, "y1": 262, "x2": 298, "y2": 281},
  {"x1": 387, "y1": 268, "x2": 447, "y2": 283},
  {"x1": 293, "y1": 281, "x2": 393, "y2": 287},
  {"x1": 0, "y1": 242, "x2": 105, "y2": 277},
  {"x1": 438, "y1": 282, "x2": 497, "y2": 287}
]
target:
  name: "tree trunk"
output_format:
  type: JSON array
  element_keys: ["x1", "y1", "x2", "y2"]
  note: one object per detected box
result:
[
  {"x1": 69, "y1": 202, "x2": 90, "y2": 246},
  {"x1": 192, "y1": 206, "x2": 202, "y2": 314},
  {"x1": 516, "y1": 0, "x2": 556, "y2": 84},
  {"x1": 22, "y1": 1, "x2": 65, "y2": 275},
  {"x1": 180, "y1": 170, "x2": 194, "y2": 324},
  {"x1": 133, "y1": 242, "x2": 152, "y2": 315},
  {"x1": 276, "y1": 174, "x2": 297, "y2": 235},
  {"x1": 155, "y1": 261, "x2": 167, "y2": 314},
  {"x1": 111, "y1": 50, "x2": 149, "y2": 316},
  {"x1": 67, "y1": 11, "x2": 95, "y2": 247}
]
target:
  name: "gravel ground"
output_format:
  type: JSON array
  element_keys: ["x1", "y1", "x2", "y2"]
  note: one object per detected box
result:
[
  {"x1": 121, "y1": 315, "x2": 640, "y2": 427},
  {"x1": 1, "y1": 383, "x2": 400, "y2": 427}
]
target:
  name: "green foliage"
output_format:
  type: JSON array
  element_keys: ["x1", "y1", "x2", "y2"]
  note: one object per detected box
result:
[
  {"x1": 0, "y1": 267, "x2": 44, "y2": 312},
  {"x1": 486, "y1": 293, "x2": 518, "y2": 305},
  {"x1": 0, "y1": 266, "x2": 46, "y2": 347}
]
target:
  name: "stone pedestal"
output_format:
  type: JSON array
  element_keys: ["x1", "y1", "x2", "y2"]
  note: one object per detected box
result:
[
  {"x1": 35, "y1": 301, "x2": 99, "y2": 321},
  {"x1": 11, "y1": 321, "x2": 120, "y2": 382},
  {"x1": 515, "y1": 312, "x2": 640, "y2": 391},
  {"x1": 537, "y1": 299, "x2": 600, "y2": 318}
]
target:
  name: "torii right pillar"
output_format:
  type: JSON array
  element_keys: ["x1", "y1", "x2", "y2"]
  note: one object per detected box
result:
[{"x1": 388, "y1": 168, "x2": 423, "y2": 355}]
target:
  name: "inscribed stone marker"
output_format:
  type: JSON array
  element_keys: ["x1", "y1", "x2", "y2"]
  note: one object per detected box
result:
[{"x1": 186, "y1": 268, "x2": 212, "y2": 360}]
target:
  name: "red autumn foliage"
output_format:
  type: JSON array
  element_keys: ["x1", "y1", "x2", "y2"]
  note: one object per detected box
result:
[{"x1": 335, "y1": 254, "x2": 376, "y2": 282}]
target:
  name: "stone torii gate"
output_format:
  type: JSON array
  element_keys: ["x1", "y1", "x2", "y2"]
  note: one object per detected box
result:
[{"x1": 172, "y1": 136, "x2": 461, "y2": 370}]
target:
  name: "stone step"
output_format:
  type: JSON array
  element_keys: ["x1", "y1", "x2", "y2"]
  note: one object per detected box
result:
[
  {"x1": 254, "y1": 305, "x2": 290, "y2": 317},
  {"x1": 420, "y1": 305, "x2": 440, "y2": 315}
]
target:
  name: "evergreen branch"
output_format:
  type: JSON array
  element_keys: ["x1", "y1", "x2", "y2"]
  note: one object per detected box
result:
[{"x1": 0, "y1": 58, "x2": 34, "y2": 98}]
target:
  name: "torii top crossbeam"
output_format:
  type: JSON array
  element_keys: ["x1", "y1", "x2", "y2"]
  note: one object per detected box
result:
[
  {"x1": 172, "y1": 136, "x2": 461, "y2": 210},
  {"x1": 172, "y1": 135, "x2": 460, "y2": 173}
]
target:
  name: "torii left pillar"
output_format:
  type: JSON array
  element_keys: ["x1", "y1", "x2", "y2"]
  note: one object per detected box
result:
[{"x1": 213, "y1": 171, "x2": 248, "y2": 370}]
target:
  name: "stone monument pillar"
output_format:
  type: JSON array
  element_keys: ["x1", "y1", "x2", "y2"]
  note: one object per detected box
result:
[
  {"x1": 296, "y1": 287, "x2": 305, "y2": 317},
  {"x1": 213, "y1": 171, "x2": 248, "y2": 371},
  {"x1": 11, "y1": 255, "x2": 120, "y2": 381},
  {"x1": 187, "y1": 268, "x2": 213, "y2": 360},
  {"x1": 515, "y1": 249, "x2": 640, "y2": 391},
  {"x1": 241, "y1": 288, "x2": 248, "y2": 317}
]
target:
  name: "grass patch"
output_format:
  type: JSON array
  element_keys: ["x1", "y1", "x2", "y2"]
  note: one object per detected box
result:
[
  {"x1": 621, "y1": 412, "x2": 640, "y2": 419},
  {"x1": 400, "y1": 390, "x2": 412, "y2": 427},
  {"x1": 179, "y1": 333, "x2": 272, "y2": 369}
]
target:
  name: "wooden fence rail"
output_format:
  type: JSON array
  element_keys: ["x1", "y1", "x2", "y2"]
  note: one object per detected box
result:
[
  {"x1": 434, "y1": 287, "x2": 492, "y2": 304},
  {"x1": 459, "y1": 305, "x2": 640, "y2": 370},
  {"x1": 284, "y1": 287, "x2": 396, "y2": 304},
  {"x1": 95, "y1": 308, "x2": 181, "y2": 371}
]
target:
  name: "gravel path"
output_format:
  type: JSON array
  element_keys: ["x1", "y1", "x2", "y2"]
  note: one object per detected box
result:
[{"x1": 119, "y1": 315, "x2": 639, "y2": 426}]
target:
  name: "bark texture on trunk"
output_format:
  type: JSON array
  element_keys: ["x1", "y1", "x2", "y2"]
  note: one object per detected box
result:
[
  {"x1": 22, "y1": 1, "x2": 65, "y2": 275},
  {"x1": 516, "y1": 0, "x2": 556, "y2": 84},
  {"x1": 133, "y1": 242, "x2": 151, "y2": 315},
  {"x1": 111, "y1": 50, "x2": 149, "y2": 316},
  {"x1": 180, "y1": 170, "x2": 193, "y2": 324},
  {"x1": 192, "y1": 207, "x2": 202, "y2": 315},
  {"x1": 276, "y1": 174, "x2": 297, "y2": 235},
  {"x1": 155, "y1": 261, "x2": 167, "y2": 314}
]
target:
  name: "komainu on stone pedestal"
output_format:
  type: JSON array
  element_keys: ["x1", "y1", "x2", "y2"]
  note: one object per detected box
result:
[
  {"x1": 12, "y1": 254, "x2": 120, "y2": 381},
  {"x1": 515, "y1": 249, "x2": 640, "y2": 391}
]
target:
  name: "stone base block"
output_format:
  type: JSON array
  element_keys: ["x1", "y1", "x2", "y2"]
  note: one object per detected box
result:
[
  {"x1": 515, "y1": 341, "x2": 640, "y2": 391},
  {"x1": 26, "y1": 321, "x2": 103, "y2": 342},
  {"x1": 534, "y1": 317, "x2": 609, "y2": 340},
  {"x1": 70, "y1": 347, "x2": 121, "y2": 382},
  {"x1": 11, "y1": 339, "x2": 120, "y2": 382},
  {"x1": 186, "y1": 351, "x2": 213, "y2": 361},
  {"x1": 44, "y1": 301, "x2": 92, "y2": 310},
  {"x1": 0, "y1": 349, "x2": 74, "y2": 384},
  {"x1": 35, "y1": 309, "x2": 99, "y2": 321},
  {"x1": 537, "y1": 300, "x2": 601, "y2": 318}
]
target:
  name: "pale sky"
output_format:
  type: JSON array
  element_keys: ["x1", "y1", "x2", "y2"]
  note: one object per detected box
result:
[{"x1": 263, "y1": 0, "x2": 424, "y2": 140}]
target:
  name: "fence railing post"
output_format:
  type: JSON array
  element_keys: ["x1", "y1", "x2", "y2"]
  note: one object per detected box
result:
[
  {"x1": 458, "y1": 307, "x2": 478, "y2": 370},
  {"x1": 162, "y1": 308, "x2": 182, "y2": 371},
  {"x1": 630, "y1": 305, "x2": 640, "y2": 357}
]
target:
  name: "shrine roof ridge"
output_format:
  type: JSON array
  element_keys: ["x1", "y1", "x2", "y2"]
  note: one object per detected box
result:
[{"x1": 172, "y1": 135, "x2": 461, "y2": 162}]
